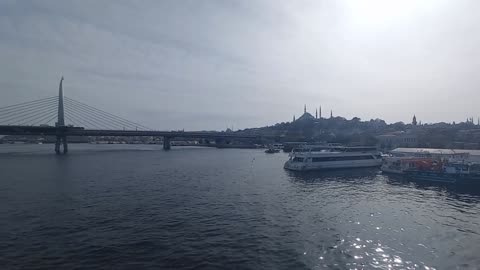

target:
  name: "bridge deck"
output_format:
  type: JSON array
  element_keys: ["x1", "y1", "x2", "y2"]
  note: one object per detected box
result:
[{"x1": 0, "y1": 125, "x2": 259, "y2": 139}]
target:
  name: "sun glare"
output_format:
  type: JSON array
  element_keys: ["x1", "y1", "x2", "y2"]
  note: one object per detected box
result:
[{"x1": 344, "y1": 0, "x2": 439, "y2": 28}]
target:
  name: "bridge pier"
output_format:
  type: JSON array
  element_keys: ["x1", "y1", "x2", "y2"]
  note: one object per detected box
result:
[
  {"x1": 55, "y1": 135, "x2": 68, "y2": 154},
  {"x1": 163, "y1": 136, "x2": 171, "y2": 150}
]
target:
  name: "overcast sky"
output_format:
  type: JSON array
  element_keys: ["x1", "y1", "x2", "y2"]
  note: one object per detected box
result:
[{"x1": 1, "y1": 0, "x2": 479, "y2": 130}]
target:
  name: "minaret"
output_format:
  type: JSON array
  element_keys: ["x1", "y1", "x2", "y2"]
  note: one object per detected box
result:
[
  {"x1": 315, "y1": 108, "x2": 318, "y2": 119},
  {"x1": 304, "y1": 104, "x2": 306, "y2": 114},
  {"x1": 319, "y1": 106, "x2": 322, "y2": 119},
  {"x1": 293, "y1": 115, "x2": 296, "y2": 122},
  {"x1": 412, "y1": 115, "x2": 417, "y2": 126},
  {"x1": 330, "y1": 110, "x2": 333, "y2": 119}
]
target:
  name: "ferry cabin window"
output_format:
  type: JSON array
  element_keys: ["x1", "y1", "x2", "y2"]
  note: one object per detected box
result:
[
  {"x1": 311, "y1": 155, "x2": 374, "y2": 162},
  {"x1": 293, "y1": 157, "x2": 304, "y2": 162}
]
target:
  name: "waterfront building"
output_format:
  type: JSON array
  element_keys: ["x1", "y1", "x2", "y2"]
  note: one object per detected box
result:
[{"x1": 377, "y1": 130, "x2": 418, "y2": 151}]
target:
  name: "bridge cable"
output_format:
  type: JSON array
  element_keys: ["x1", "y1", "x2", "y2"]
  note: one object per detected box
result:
[
  {"x1": 63, "y1": 101, "x2": 124, "y2": 130},
  {"x1": 64, "y1": 99, "x2": 133, "y2": 129},
  {"x1": 64, "y1": 97, "x2": 149, "y2": 130},
  {"x1": 25, "y1": 109, "x2": 58, "y2": 126},
  {"x1": 19, "y1": 106, "x2": 57, "y2": 126},
  {"x1": 0, "y1": 101, "x2": 57, "y2": 124},
  {"x1": 65, "y1": 97, "x2": 151, "y2": 130},
  {"x1": 65, "y1": 111, "x2": 98, "y2": 129},
  {"x1": 64, "y1": 97, "x2": 151, "y2": 130},
  {"x1": 40, "y1": 114, "x2": 59, "y2": 127},
  {"x1": 18, "y1": 106, "x2": 59, "y2": 126},
  {"x1": 0, "y1": 96, "x2": 57, "y2": 112},
  {"x1": 0, "y1": 99, "x2": 57, "y2": 121},
  {"x1": 64, "y1": 99, "x2": 142, "y2": 130},
  {"x1": 64, "y1": 101, "x2": 129, "y2": 130},
  {"x1": 64, "y1": 110, "x2": 94, "y2": 129},
  {"x1": 63, "y1": 114, "x2": 78, "y2": 127},
  {"x1": 29, "y1": 110, "x2": 59, "y2": 126},
  {"x1": 64, "y1": 106, "x2": 117, "y2": 130},
  {"x1": 64, "y1": 110, "x2": 103, "y2": 129},
  {"x1": 0, "y1": 97, "x2": 57, "y2": 117},
  {"x1": 0, "y1": 99, "x2": 57, "y2": 120},
  {"x1": 0, "y1": 102, "x2": 58, "y2": 124}
]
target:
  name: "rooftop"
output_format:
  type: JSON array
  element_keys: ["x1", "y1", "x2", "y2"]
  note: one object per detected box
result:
[{"x1": 392, "y1": 147, "x2": 480, "y2": 156}]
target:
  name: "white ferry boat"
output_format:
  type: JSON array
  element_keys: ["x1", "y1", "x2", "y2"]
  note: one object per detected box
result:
[{"x1": 284, "y1": 146, "x2": 382, "y2": 171}]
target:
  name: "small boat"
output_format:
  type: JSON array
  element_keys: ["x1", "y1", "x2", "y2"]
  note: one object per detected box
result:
[
  {"x1": 284, "y1": 146, "x2": 382, "y2": 171},
  {"x1": 265, "y1": 144, "x2": 282, "y2": 153}
]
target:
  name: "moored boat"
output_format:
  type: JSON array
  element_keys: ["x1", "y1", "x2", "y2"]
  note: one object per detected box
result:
[
  {"x1": 381, "y1": 157, "x2": 441, "y2": 174},
  {"x1": 265, "y1": 148, "x2": 280, "y2": 153},
  {"x1": 265, "y1": 144, "x2": 282, "y2": 153},
  {"x1": 381, "y1": 148, "x2": 472, "y2": 175},
  {"x1": 284, "y1": 146, "x2": 382, "y2": 171},
  {"x1": 405, "y1": 161, "x2": 480, "y2": 183}
]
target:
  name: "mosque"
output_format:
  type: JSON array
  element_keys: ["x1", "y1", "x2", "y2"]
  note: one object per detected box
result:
[{"x1": 292, "y1": 105, "x2": 333, "y2": 122}]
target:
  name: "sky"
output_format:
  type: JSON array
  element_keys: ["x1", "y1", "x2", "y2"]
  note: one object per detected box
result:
[{"x1": 1, "y1": 0, "x2": 480, "y2": 130}]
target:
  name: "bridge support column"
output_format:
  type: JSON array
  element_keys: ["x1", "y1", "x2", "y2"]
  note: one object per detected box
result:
[
  {"x1": 55, "y1": 136, "x2": 60, "y2": 154},
  {"x1": 163, "y1": 136, "x2": 171, "y2": 151},
  {"x1": 55, "y1": 135, "x2": 68, "y2": 154},
  {"x1": 63, "y1": 136, "x2": 68, "y2": 154}
]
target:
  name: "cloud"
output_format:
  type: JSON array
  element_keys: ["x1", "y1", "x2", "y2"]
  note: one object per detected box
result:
[{"x1": 1, "y1": 0, "x2": 480, "y2": 129}]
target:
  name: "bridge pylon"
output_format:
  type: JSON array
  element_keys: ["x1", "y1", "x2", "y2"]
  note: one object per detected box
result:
[{"x1": 55, "y1": 77, "x2": 68, "y2": 154}]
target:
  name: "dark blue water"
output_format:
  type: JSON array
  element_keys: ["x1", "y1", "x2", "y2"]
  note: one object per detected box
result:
[{"x1": 1, "y1": 144, "x2": 479, "y2": 270}]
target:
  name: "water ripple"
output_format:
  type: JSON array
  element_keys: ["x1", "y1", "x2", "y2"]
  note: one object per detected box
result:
[{"x1": 1, "y1": 146, "x2": 479, "y2": 269}]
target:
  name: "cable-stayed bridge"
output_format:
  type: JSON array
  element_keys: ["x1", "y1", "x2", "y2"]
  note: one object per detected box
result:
[{"x1": 0, "y1": 78, "x2": 260, "y2": 154}]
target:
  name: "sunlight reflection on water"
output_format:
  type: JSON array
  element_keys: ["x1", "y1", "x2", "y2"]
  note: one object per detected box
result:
[{"x1": 1, "y1": 146, "x2": 479, "y2": 269}]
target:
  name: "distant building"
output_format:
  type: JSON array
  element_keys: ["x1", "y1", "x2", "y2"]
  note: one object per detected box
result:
[
  {"x1": 452, "y1": 129, "x2": 480, "y2": 149},
  {"x1": 377, "y1": 130, "x2": 418, "y2": 151},
  {"x1": 412, "y1": 115, "x2": 417, "y2": 126}
]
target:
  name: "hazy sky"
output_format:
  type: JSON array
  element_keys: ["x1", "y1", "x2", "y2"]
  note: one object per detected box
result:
[{"x1": 1, "y1": 0, "x2": 479, "y2": 130}]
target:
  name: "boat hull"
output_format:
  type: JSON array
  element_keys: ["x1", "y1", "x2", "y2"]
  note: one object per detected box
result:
[
  {"x1": 405, "y1": 171, "x2": 480, "y2": 183},
  {"x1": 380, "y1": 165, "x2": 404, "y2": 174},
  {"x1": 284, "y1": 159, "x2": 382, "y2": 171}
]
